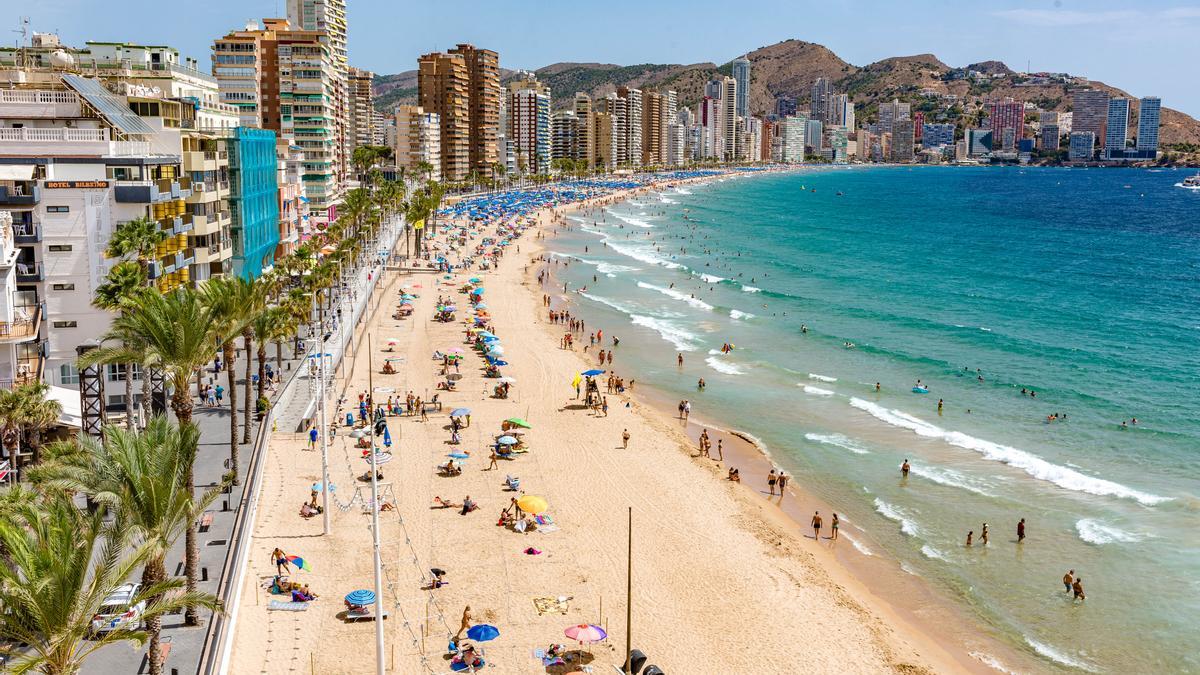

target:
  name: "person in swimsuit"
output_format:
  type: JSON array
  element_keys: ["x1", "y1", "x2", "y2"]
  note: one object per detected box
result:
[
  {"x1": 1063, "y1": 570, "x2": 1075, "y2": 592},
  {"x1": 767, "y1": 469, "x2": 777, "y2": 496},
  {"x1": 811, "y1": 511, "x2": 822, "y2": 540},
  {"x1": 1072, "y1": 577, "x2": 1085, "y2": 600},
  {"x1": 272, "y1": 548, "x2": 290, "y2": 575},
  {"x1": 830, "y1": 513, "x2": 840, "y2": 540},
  {"x1": 901, "y1": 459, "x2": 910, "y2": 477},
  {"x1": 622, "y1": 429, "x2": 630, "y2": 449},
  {"x1": 981, "y1": 523, "x2": 989, "y2": 545},
  {"x1": 777, "y1": 472, "x2": 788, "y2": 498},
  {"x1": 965, "y1": 531, "x2": 974, "y2": 546},
  {"x1": 1017, "y1": 518, "x2": 1026, "y2": 542}
]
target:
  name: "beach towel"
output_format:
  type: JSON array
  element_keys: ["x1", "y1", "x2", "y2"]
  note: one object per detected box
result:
[
  {"x1": 268, "y1": 600, "x2": 309, "y2": 611},
  {"x1": 535, "y1": 514, "x2": 560, "y2": 534},
  {"x1": 532, "y1": 597, "x2": 571, "y2": 615}
]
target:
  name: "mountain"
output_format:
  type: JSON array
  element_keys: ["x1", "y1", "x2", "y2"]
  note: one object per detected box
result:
[{"x1": 373, "y1": 40, "x2": 1200, "y2": 146}]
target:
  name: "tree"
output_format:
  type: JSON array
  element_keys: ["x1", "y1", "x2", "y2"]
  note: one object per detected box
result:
[
  {"x1": 0, "y1": 492, "x2": 213, "y2": 675},
  {"x1": 33, "y1": 418, "x2": 223, "y2": 675},
  {"x1": 201, "y1": 276, "x2": 262, "y2": 482},
  {"x1": 80, "y1": 287, "x2": 218, "y2": 626},
  {"x1": 93, "y1": 260, "x2": 150, "y2": 429},
  {"x1": 0, "y1": 382, "x2": 62, "y2": 470},
  {"x1": 106, "y1": 217, "x2": 167, "y2": 279}
]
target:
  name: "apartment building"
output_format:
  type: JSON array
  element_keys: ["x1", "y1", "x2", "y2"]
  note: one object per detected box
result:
[
  {"x1": 393, "y1": 105, "x2": 441, "y2": 179},
  {"x1": 573, "y1": 93, "x2": 594, "y2": 170},
  {"x1": 347, "y1": 67, "x2": 375, "y2": 153},
  {"x1": 507, "y1": 76, "x2": 551, "y2": 175}
]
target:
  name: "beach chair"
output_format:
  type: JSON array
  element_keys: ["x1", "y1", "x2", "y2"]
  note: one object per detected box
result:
[
  {"x1": 504, "y1": 475, "x2": 520, "y2": 491},
  {"x1": 268, "y1": 600, "x2": 310, "y2": 611}
]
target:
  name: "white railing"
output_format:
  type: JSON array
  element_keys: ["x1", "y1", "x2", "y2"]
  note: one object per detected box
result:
[
  {"x1": 0, "y1": 127, "x2": 109, "y2": 142},
  {"x1": 0, "y1": 90, "x2": 80, "y2": 105},
  {"x1": 109, "y1": 141, "x2": 152, "y2": 156}
]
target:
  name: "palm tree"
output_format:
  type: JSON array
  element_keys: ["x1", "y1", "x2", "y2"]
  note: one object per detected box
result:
[
  {"x1": 0, "y1": 382, "x2": 63, "y2": 469},
  {"x1": 250, "y1": 307, "x2": 289, "y2": 410},
  {"x1": 80, "y1": 287, "x2": 217, "y2": 626},
  {"x1": 106, "y1": 216, "x2": 167, "y2": 279},
  {"x1": 0, "y1": 492, "x2": 214, "y2": 674},
  {"x1": 201, "y1": 276, "x2": 262, "y2": 480},
  {"x1": 34, "y1": 418, "x2": 223, "y2": 675},
  {"x1": 93, "y1": 260, "x2": 150, "y2": 429},
  {"x1": 416, "y1": 160, "x2": 434, "y2": 184}
]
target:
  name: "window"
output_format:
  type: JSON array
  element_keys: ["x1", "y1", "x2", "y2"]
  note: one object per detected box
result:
[
  {"x1": 52, "y1": 320, "x2": 78, "y2": 328},
  {"x1": 59, "y1": 363, "x2": 79, "y2": 385},
  {"x1": 47, "y1": 206, "x2": 69, "y2": 213},
  {"x1": 52, "y1": 283, "x2": 75, "y2": 291},
  {"x1": 48, "y1": 245, "x2": 73, "y2": 252}
]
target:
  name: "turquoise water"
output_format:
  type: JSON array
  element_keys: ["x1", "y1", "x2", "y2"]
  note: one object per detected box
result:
[{"x1": 547, "y1": 167, "x2": 1200, "y2": 673}]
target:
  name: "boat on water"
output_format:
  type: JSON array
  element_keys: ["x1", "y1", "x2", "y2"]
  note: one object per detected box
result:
[{"x1": 1179, "y1": 173, "x2": 1200, "y2": 189}]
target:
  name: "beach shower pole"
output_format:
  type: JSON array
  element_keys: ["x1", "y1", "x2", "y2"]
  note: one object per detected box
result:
[
  {"x1": 624, "y1": 506, "x2": 632, "y2": 673},
  {"x1": 368, "y1": 334, "x2": 386, "y2": 675}
]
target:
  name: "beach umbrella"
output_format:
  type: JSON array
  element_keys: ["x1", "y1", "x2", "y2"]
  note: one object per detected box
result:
[
  {"x1": 447, "y1": 452, "x2": 470, "y2": 459},
  {"x1": 364, "y1": 451, "x2": 393, "y2": 465},
  {"x1": 382, "y1": 427, "x2": 392, "y2": 447},
  {"x1": 504, "y1": 418, "x2": 532, "y2": 429},
  {"x1": 516, "y1": 495, "x2": 548, "y2": 514},
  {"x1": 486, "y1": 346, "x2": 505, "y2": 355},
  {"x1": 497, "y1": 376, "x2": 517, "y2": 384},
  {"x1": 474, "y1": 303, "x2": 488, "y2": 310},
  {"x1": 447, "y1": 373, "x2": 463, "y2": 382},
  {"x1": 581, "y1": 369, "x2": 605, "y2": 377},
  {"x1": 564, "y1": 624, "x2": 606, "y2": 643},
  {"x1": 285, "y1": 555, "x2": 312, "y2": 572},
  {"x1": 472, "y1": 288, "x2": 485, "y2": 295},
  {"x1": 448, "y1": 347, "x2": 464, "y2": 354},
  {"x1": 451, "y1": 408, "x2": 471, "y2": 417},
  {"x1": 386, "y1": 338, "x2": 399, "y2": 346},
  {"x1": 490, "y1": 360, "x2": 509, "y2": 367},
  {"x1": 497, "y1": 435, "x2": 518, "y2": 445},
  {"x1": 466, "y1": 624, "x2": 500, "y2": 642},
  {"x1": 349, "y1": 428, "x2": 368, "y2": 439},
  {"x1": 344, "y1": 589, "x2": 375, "y2": 606},
  {"x1": 401, "y1": 294, "x2": 416, "y2": 300},
  {"x1": 469, "y1": 277, "x2": 481, "y2": 284},
  {"x1": 571, "y1": 373, "x2": 582, "y2": 388}
]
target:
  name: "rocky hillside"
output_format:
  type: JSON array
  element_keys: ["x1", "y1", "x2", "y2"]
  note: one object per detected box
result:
[{"x1": 374, "y1": 40, "x2": 1200, "y2": 145}]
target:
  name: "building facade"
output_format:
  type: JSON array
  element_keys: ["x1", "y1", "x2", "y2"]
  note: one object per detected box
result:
[
  {"x1": 731, "y1": 57, "x2": 751, "y2": 119},
  {"x1": 226, "y1": 127, "x2": 279, "y2": 279},
  {"x1": 393, "y1": 105, "x2": 441, "y2": 178}
]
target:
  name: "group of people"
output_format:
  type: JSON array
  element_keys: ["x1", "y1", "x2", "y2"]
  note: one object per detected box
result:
[{"x1": 697, "y1": 429, "x2": 723, "y2": 460}]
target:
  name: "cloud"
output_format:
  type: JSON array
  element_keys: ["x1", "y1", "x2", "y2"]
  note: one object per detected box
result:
[
  {"x1": 992, "y1": 9, "x2": 1139, "y2": 26},
  {"x1": 1160, "y1": 7, "x2": 1200, "y2": 19}
]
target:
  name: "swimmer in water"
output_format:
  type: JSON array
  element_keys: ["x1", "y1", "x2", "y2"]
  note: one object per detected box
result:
[{"x1": 901, "y1": 459, "x2": 910, "y2": 477}]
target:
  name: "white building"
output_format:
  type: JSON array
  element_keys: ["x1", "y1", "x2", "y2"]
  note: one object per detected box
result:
[
  {"x1": 781, "y1": 116, "x2": 806, "y2": 163},
  {"x1": 394, "y1": 105, "x2": 440, "y2": 178}
]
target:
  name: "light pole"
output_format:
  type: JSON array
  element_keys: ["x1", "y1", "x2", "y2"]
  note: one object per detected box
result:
[{"x1": 367, "y1": 333, "x2": 385, "y2": 675}]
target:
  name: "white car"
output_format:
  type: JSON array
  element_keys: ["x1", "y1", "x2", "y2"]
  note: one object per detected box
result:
[{"x1": 90, "y1": 583, "x2": 145, "y2": 634}]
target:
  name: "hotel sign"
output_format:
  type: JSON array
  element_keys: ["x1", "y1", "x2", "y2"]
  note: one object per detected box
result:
[{"x1": 44, "y1": 180, "x2": 110, "y2": 189}]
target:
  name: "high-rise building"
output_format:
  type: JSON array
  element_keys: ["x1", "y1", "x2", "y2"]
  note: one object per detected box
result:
[
  {"x1": 226, "y1": 127, "x2": 280, "y2": 280},
  {"x1": 781, "y1": 116, "x2": 806, "y2": 162},
  {"x1": 987, "y1": 98, "x2": 1024, "y2": 150},
  {"x1": 775, "y1": 95, "x2": 797, "y2": 118},
  {"x1": 892, "y1": 119, "x2": 915, "y2": 161},
  {"x1": 452, "y1": 44, "x2": 501, "y2": 175},
  {"x1": 1071, "y1": 90, "x2": 1109, "y2": 148},
  {"x1": 1069, "y1": 131, "x2": 1095, "y2": 161},
  {"x1": 213, "y1": 19, "x2": 344, "y2": 224},
  {"x1": 731, "y1": 56, "x2": 751, "y2": 118},
  {"x1": 719, "y1": 77, "x2": 738, "y2": 161},
  {"x1": 697, "y1": 97, "x2": 721, "y2": 159},
  {"x1": 911, "y1": 112, "x2": 925, "y2": 142},
  {"x1": 966, "y1": 129, "x2": 993, "y2": 156},
  {"x1": 810, "y1": 77, "x2": 833, "y2": 123},
  {"x1": 551, "y1": 111, "x2": 577, "y2": 163},
  {"x1": 878, "y1": 99, "x2": 910, "y2": 133},
  {"x1": 393, "y1": 105, "x2": 441, "y2": 178},
  {"x1": 1039, "y1": 124, "x2": 1060, "y2": 151},
  {"x1": 616, "y1": 87, "x2": 643, "y2": 167},
  {"x1": 286, "y1": 0, "x2": 348, "y2": 190},
  {"x1": 573, "y1": 93, "x2": 595, "y2": 170},
  {"x1": 642, "y1": 91, "x2": 665, "y2": 166},
  {"x1": 347, "y1": 67, "x2": 375, "y2": 153},
  {"x1": 922, "y1": 123, "x2": 956, "y2": 148},
  {"x1": 662, "y1": 90, "x2": 678, "y2": 165},
  {"x1": 1136, "y1": 96, "x2": 1161, "y2": 153},
  {"x1": 592, "y1": 111, "x2": 616, "y2": 170},
  {"x1": 805, "y1": 119, "x2": 823, "y2": 154},
  {"x1": 596, "y1": 94, "x2": 628, "y2": 166},
  {"x1": 507, "y1": 77, "x2": 551, "y2": 174},
  {"x1": 417, "y1": 50, "x2": 469, "y2": 180},
  {"x1": 1104, "y1": 98, "x2": 1129, "y2": 159}
]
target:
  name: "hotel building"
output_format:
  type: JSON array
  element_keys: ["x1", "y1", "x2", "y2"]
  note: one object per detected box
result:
[{"x1": 393, "y1": 105, "x2": 441, "y2": 179}]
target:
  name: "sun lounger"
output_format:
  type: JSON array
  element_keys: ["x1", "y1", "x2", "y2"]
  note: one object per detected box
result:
[
  {"x1": 344, "y1": 606, "x2": 389, "y2": 622},
  {"x1": 532, "y1": 596, "x2": 572, "y2": 615},
  {"x1": 268, "y1": 600, "x2": 310, "y2": 611}
]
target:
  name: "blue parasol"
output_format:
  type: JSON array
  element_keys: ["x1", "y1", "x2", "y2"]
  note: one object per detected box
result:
[
  {"x1": 344, "y1": 589, "x2": 375, "y2": 605},
  {"x1": 382, "y1": 426, "x2": 392, "y2": 447},
  {"x1": 466, "y1": 624, "x2": 500, "y2": 642},
  {"x1": 447, "y1": 452, "x2": 470, "y2": 459},
  {"x1": 497, "y1": 435, "x2": 518, "y2": 445},
  {"x1": 581, "y1": 369, "x2": 606, "y2": 377},
  {"x1": 450, "y1": 408, "x2": 471, "y2": 417}
]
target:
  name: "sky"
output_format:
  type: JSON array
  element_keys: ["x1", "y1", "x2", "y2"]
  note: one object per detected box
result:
[{"x1": 15, "y1": 0, "x2": 1200, "y2": 116}]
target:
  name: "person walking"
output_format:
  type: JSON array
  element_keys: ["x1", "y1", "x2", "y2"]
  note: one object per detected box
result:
[
  {"x1": 308, "y1": 426, "x2": 318, "y2": 451},
  {"x1": 621, "y1": 429, "x2": 630, "y2": 449},
  {"x1": 1017, "y1": 518, "x2": 1026, "y2": 543},
  {"x1": 811, "y1": 511, "x2": 823, "y2": 540},
  {"x1": 1063, "y1": 569, "x2": 1075, "y2": 592},
  {"x1": 1072, "y1": 577, "x2": 1086, "y2": 601},
  {"x1": 767, "y1": 469, "x2": 777, "y2": 496},
  {"x1": 830, "y1": 513, "x2": 840, "y2": 540},
  {"x1": 271, "y1": 548, "x2": 290, "y2": 575},
  {"x1": 981, "y1": 522, "x2": 989, "y2": 545},
  {"x1": 777, "y1": 472, "x2": 788, "y2": 498}
]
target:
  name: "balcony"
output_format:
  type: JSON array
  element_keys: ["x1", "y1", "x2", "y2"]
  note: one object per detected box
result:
[
  {"x1": 15, "y1": 261, "x2": 44, "y2": 282},
  {"x1": 0, "y1": 90, "x2": 83, "y2": 118},
  {"x1": 0, "y1": 184, "x2": 40, "y2": 206},
  {"x1": 170, "y1": 214, "x2": 194, "y2": 235},
  {"x1": 115, "y1": 178, "x2": 189, "y2": 204},
  {"x1": 0, "y1": 303, "x2": 40, "y2": 344},
  {"x1": 13, "y1": 222, "x2": 42, "y2": 244}
]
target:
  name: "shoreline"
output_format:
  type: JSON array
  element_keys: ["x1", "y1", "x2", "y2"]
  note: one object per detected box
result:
[{"x1": 531, "y1": 172, "x2": 1044, "y2": 674}]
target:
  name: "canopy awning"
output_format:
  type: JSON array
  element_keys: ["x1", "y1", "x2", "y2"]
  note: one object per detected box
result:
[
  {"x1": 0, "y1": 165, "x2": 35, "y2": 181},
  {"x1": 47, "y1": 386, "x2": 82, "y2": 428}
]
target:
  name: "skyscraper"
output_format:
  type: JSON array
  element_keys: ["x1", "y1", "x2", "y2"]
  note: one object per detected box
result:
[
  {"x1": 1136, "y1": 96, "x2": 1161, "y2": 153},
  {"x1": 1104, "y1": 98, "x2": 1129, "y2": 159},
  {"x1": 1071, "y1": 90, "x2": 1109, "y2": 148},
  {"x1": 347, "y1": 67, "x2": 375, "y2": 153},
  {"x1": 507, "y1": 76, "x2": 551, "y2": 174},
  {"x1": 878, "y1": 99, "x2": 910, "y2": 133},
  {"x1": 642, "y1": 91, "x2": 664, "y2": 165},
  {"x1": 891, "y1": 119, "x2": 915, "y2": 161},
  {"x1": 720, "y1": 77, "x2": 738, "y2": 161},
  {"x1": 617, "y1": 87, "x2": 643, "y2": 167},
  {"x1": 393, "y1": 105, "x2": 441, "y2": 178},
  {"x1": 417, "y1": 44, "x2": 500, "y2": 180},
  {"x1": 286, "y1": 0, "x2": 346, "y2": 74},
  {"x1": 731, "y1": 56, "x2": 751, "y2": 118},
  {"x1": 810, "y1": 77, "x2": 833, "y2": 123},
  {"x1": 451, "y1": 44, "x2": 501, "y2": 175},
  {"x1": 987, "y1": 98, "x2": 1024, "y2": 150},
  {"x1": 573, "y1": 93, "x2": 595, "y2": 170}
]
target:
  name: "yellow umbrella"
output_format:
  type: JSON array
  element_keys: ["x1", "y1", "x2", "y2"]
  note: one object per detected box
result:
[
  {"x1": 516, "y1": 495, "x2": 548, "y2": 514},
  {"x1": 571, "y1": 373, "x2": 582, "y2": 388}
]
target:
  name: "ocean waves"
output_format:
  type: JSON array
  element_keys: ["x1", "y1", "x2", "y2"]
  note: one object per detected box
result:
[
  {"x1": 636, "y1": 281, "x2": 713, "y2": 311},
  {"x1": 630, "y1": 315, "x2": 698, "y2": 352},
  {"x1": 605, "y1": 239, "x2": 685, "y2": 270},
  {"x1": 1075, "y1": 518, "x2": 1146, "y2": 545},
  {"x1": 849, "y1": 398, "x2": 1170, "y2": 506},
  {"x1": 805, "y1": 432, "x2": 870, "y2": 454},
  {"x1": 705, "y1": 355, "x2": 745, "y2": 375},
  {"x1": 873, "y1": 498, "x2": 921, "y2": 537},
  {"x1": 908, "y1": 465, "x2": 996, "y2": 497},
  {"x1": 800, "y1": 384, "x2": 835, "y2": 397},
  {"x1": 610, "y1": 211, "x2": 656, "y2": 228}
]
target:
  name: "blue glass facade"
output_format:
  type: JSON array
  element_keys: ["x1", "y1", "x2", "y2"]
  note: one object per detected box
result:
[{"x1": 227, "y1": 127, "x2": 280, "y2": 280}]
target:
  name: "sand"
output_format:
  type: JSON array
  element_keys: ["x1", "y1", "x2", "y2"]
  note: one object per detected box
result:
[{"x1": 227, "y1": 180, "x2": 969, "y2": 674}]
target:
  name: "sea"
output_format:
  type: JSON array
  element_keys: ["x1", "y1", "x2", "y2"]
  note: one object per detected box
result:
[{"x1": 547, "y1": 166, "x2": 1200, "y2": 673}]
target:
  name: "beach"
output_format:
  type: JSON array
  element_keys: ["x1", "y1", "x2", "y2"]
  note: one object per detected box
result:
[{"x1": 226, "y1": 173, "x2": 983, "y2": 674}]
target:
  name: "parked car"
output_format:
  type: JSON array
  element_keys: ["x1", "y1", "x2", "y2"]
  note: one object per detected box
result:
[{"x1": 90, "y1": 583, "x2": 145, "y2": 634}]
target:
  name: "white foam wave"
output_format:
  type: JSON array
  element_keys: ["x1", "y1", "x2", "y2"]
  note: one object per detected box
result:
[
  {"x1": 700, "y1": 273, "x2": 725, "y2": 283},
  {"x1": 920, "y1": 544, "x2": 950, "y2": 561},
  {"x1": 742, "y1": 286, "x2": 762, "y2": 293},
  {"x1": 1025, "y1": 638, "x2": 1098, "y2": 672},
  {"x1": 969, "y1": 651, "x2": 1020, "y2": 675},
  {"x1": 805, "y1": 432, "x2": 869, "y2": 455},
  {"x1": 1075, "y1": 518, "x2": 1145, "y2": 545},
  {"x1": 579, "y1": 292, "x2": 637, "y2": 315},
  {"x1": 841, "y1": 532, "x2": 873, "y2": 556},
  {"x1": 611, "y1": 211, "x2": 655, "y2": 228},
  {"x1": 674, "y1": 187, "x2": 693, "y2": 195},
  {"x1": 606, "y1": 240, "x2": 685, "y2": 269},
  {"x1": 808, "y1": 373, "x2": 837, "y2": 382},
  {"x1": 848, "y1": 398, "x2": 1170, "y2": 506},
  {"x1": 630, "y1": 315, "x2": 698, "y2": 352},
  {"x1": 801, "y1": 385, "x2": 835, "y2": 397},
  {"x1": 705, "y1": 355, "x2": 745, "y2": 375},
  {"x1": 873, "y1": 498, "x2": 920, "y2": 537},
  {"x1": 636, "y1": 281, "x2": 713, "y2": 311},
  {"x1": 909, "y1": 465, "x2": 995, "y2": 497},
  {"x1": 729, "y1": 309, "x2": 755, "y2": 320},
  {"x1": 659, "y1": 195, "x2": 678, "y2": 204},
  {"x1": 899, "y1": 561, "x2": 920, "y2": 577}
]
